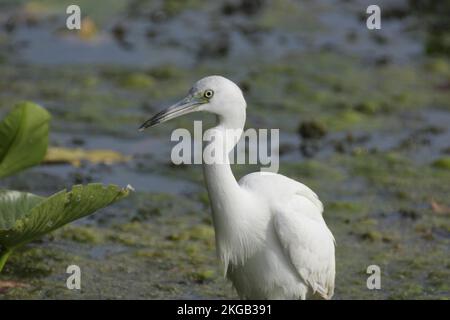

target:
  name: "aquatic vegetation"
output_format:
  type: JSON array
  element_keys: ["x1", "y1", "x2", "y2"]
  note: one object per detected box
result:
[
  {"x1": 0, "y1": 102, "x2": 50, "y2": 179},
  {"x1": 0, "y1": 102, "x2": 130, "y2": 272},
  {"x1": 0, "y1": 184, "x2": 129, "y2": 272},
  {"x1": 0, "y1": 0, "x2": 449, "y2": 299},
  {"x1": 119, "y1": 73, "x2": 156, "y2": 90},
  {"x1": 432, "y1": 157, "x2": 450, "y2": 170}
]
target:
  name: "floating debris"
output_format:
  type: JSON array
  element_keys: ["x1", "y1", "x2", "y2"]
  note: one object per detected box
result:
[{"x1": 44, "y1": 147, "x2": 131, "y2": 167}]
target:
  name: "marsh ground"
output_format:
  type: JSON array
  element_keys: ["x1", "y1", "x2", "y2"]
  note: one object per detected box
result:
[{"x1": 0, "y1": 0, "x2": 449, "y2": 299}]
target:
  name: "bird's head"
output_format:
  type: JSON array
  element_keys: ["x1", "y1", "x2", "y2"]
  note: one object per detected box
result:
[{"x1": 139, "y1": 75, "x2": 246, "y2": 130}]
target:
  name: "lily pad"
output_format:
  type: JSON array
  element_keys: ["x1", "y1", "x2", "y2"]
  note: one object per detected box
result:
[
  {"x1": 0, "y1": 183, "x2": 130, "y2": 272},
  {"x1": 0, "y1": 102, "x2": 50, "y2": 179}
]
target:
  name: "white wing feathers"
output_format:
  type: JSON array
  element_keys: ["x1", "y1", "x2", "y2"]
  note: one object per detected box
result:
[{"x1": 273, "y1": 192, "x2": 335, "y2": 299}]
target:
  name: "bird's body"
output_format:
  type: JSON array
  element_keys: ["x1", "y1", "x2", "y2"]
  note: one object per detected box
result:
[
  {"x1": 140, "y1": 75, "x2": 335, "y2": 300},
  {"x1": 205, "y1": 168, "x2": 335, "y2": 299}
]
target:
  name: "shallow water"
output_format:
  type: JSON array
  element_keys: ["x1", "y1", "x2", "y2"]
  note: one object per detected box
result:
[{"x1": 0, "y1": 0, "x2": 449, "y2": 299}]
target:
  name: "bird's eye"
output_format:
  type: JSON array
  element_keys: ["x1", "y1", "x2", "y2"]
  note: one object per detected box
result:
[{"x1": 204, "y1": 89, "x2": 214, "y2": 99}]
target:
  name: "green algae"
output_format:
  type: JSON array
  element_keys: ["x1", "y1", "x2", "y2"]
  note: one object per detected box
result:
[
  {"x1": 1, "y1": 61, "x2": 448, "y2": 298},
  {"x1": 0, "y1": 192, "x2": 230, "y2": 299},
  {"x1": 58, "y1": 226, "x2": 104, "y2": 244},
  {"x1": 0, "y1": 0, "x2": 449, "y2": 300},
  {"x1": 432, "y1": 157, "x2": 450, "y2": 170},
  {"x1": 119, "y1": 73, "x2": 156, "y2": 90}
]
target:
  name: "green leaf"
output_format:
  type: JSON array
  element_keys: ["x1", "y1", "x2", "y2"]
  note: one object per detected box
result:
[
  {"x1": 0, "y1": 102, "x2": 51, "y2": 178},
  {"x1": 0, "y1": 183, "x2": 130, "y2": 271},
  {"x1": 0, "y1": 190, "x2": 44, "y2": 230}
]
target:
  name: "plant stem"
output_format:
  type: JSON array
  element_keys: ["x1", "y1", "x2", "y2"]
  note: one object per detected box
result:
[{"x1": 0, "y1": 248, "x2": 12, "y2": 272}]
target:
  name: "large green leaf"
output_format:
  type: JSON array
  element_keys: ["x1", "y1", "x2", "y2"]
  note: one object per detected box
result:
[
  {"x1": 0, "y1": 190, "x2": 44, "y2": 230},
  {"x1": 0, "y1": 183, "x2": 129, "y2": 248},
  {"x1": 0, "y1": 183, "x2": 130, "y2": 271},
  {"x1": 0, "y1": 102, "x2": 51, "y2": 178}
]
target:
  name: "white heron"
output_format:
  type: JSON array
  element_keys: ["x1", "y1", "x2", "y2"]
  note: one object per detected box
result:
[{"x1": 139, "y1": 75, "x2": 335, "y2": 300}]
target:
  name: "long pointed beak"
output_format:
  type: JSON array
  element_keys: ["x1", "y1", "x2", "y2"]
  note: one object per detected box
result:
[{"x1": 139, "y1": 95, "x2": 205, "y2": 131}]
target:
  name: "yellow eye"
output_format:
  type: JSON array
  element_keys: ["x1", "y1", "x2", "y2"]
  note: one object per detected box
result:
[{"x1": 204, "y1": 89, "x2": 214, "y2": 99}]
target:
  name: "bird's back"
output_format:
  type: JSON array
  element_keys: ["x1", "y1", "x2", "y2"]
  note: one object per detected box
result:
[
  {"x1": 236, "y1": 171, "x2": 335, "y2": 299},
  {"x1": 239, "y1": 171, "x2": 324, "y2": 216}
]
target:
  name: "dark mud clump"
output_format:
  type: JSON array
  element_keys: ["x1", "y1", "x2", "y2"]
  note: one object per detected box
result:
[
  {"x1": 298, "y1": 121, "x2": 328, "y2": 140},
  {"x1": 222, "y1": 0, "x2": 266, "y2": 16},
  {"x1": 298, "y1": 120, "x2": 327, "y2": 157}
]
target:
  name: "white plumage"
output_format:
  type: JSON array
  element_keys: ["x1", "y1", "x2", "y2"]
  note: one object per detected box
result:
[{"x1": 140, "y1": 75, "x2": 335, "y2": 299}]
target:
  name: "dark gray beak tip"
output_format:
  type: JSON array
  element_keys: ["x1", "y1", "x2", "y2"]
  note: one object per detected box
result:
[
  {"x1": 139, "y1": 118, "x2": 159, "y2": 131},
  {"x1": 138, "y1": 123, "x2": 148, "y2": 132}
]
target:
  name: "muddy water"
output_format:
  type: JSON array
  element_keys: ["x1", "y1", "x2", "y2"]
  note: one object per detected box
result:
[{"x1": 0, "y1": 0, "x2": 449, "y2": 299}]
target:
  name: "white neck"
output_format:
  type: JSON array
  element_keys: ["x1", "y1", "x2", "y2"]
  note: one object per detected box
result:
[
  {"x1": 202, "y1": 109, "x2": 248, "y2": 268},
  {"x1": 202, "y1": 111, "x2": 245, "y2": 212}
]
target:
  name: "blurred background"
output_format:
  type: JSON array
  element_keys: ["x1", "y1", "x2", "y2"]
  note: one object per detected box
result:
[{"x1": 0, "y1": 0, "x2": 448, "y2": 299}]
